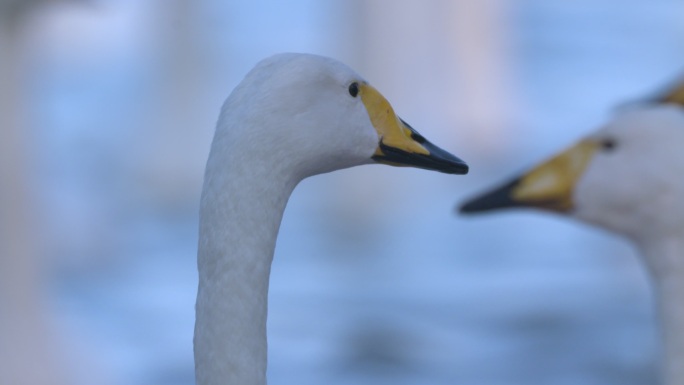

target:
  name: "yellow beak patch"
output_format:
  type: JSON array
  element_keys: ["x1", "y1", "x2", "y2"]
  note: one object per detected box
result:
[
  {"x1": 358, "y1": 83, "x2": 429, "y2": 157},
  {"x1": 511, "y1": 140, "x2": 598, "y2": 211},
  {"x1": 357, "y1": 83, "x2": 469, "y2": 175},
  {"x1": 460, "y1": 139, "x2": 598, "y2": 213}
]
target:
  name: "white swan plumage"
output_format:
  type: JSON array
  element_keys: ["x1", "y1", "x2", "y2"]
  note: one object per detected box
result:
[
  {"x1": 459, "y1": 78, "x2": 684, "y2": 385},
  {"x1": 196, "y1": 53, "x2": 468, "y2": 385}
]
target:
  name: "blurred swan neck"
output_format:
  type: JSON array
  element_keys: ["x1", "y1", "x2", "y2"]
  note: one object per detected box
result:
[{"x1": 639, "y1": 237, "x2": 684, "y2": 385}]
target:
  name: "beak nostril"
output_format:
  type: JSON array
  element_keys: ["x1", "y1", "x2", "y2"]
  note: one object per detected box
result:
[
  {"x1": 399, "y1": 118, "x2": 426, "y2": 144},
  {"x1": 411, "y1": 132, "x2": 426, "y2": 144}
]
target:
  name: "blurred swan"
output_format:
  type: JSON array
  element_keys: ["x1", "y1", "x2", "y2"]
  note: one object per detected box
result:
[
  {"x1": 196, "y1": 53, "x2": 468, "y2": 385},
  {"x1": 459, "y1": 77, "x2": 684, "y2": 385}
]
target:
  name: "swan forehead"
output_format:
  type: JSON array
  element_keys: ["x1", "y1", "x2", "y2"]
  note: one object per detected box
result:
[
  {"x1": 254, "y1": 53, "x2": 363, "y2": 93},
  {"x1": 602, "y1": 105, "x2": 684, "y2": 145},
  {"x1": 584, "y1": 106, "x2": 684, "y2": 177}
]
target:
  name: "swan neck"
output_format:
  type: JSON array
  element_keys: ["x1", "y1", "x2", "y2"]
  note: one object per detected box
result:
[
  {"x1": 195, "y1": 152, "x2": 297, "y2": 385},
  {"x1": 639, "y1": 237, "x2": 684, "y2": 385}
]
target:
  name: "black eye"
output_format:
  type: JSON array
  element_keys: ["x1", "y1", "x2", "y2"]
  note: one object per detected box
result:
[
  {"x1": 600, "y1": 138, "x2": 617, "y2": 151},
  {"x1": 348, "y1": 82, "x2": 359, "y2": 97}
]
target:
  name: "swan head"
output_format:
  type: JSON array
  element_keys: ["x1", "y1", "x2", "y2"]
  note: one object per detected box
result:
[
  {"x1": 213, "y1": 53, "x2": 468, "y2": 180},
  {"x1": 459, "y1": 105, "x2": 684, "y2": 244}
]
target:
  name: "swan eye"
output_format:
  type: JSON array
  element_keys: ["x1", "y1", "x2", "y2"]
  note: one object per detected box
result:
[
  {"x1": 348, "y1": 82, "x2": 359, "y2": 97},
  {"x1": 600, "y1": 138, "x2": 617, "y2": 151}
]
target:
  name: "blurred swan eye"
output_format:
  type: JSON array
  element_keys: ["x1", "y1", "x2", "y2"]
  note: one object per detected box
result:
[
  {"x1": 348, "y1": 82, "x2": 359, "y2": 97},
  {"x1": 600, "y1": 138, "x2": 617, "y2": 151}
]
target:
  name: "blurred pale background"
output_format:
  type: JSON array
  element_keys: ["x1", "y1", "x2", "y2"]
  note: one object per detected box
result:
[{"x1": 1, "y1": 1, "x2": 683, "y2": 384}]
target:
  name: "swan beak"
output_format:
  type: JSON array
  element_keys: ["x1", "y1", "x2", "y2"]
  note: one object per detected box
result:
[
  {"x1": 359, "y1": 83, "x2": 469, "y2": 175},
  {"x1": 459, "y1": 140, "x2": 598, "y2": 213}
]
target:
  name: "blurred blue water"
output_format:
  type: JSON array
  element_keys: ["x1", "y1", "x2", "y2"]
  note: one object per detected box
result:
[{"x1": 22, "y1": 0, "x2": 684, "y2": 384}]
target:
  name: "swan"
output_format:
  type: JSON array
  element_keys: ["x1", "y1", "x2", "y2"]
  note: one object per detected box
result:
[
  {"x1": 459, "y1": 79, "x2": 684, "y2": 385},
  {"x1": 196, "y1": 53, "x2": 469, "y2": 385}
]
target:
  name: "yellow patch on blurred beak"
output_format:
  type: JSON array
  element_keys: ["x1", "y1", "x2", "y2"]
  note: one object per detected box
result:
[
  {"x1": 358, "y1": 83, "x2": 429, "y2": 156},
  {"x1": 512, "y1": 140, "x2": 598, "y2": 211}
]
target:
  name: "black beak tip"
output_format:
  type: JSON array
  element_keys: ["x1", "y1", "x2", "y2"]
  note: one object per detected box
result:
[
  {"x1": 457, "y1": 179, "x2": 522, "y2": 215},
  {"x1": 424, "y1": 145, "x2": 469, "y2": 175},
  {"x1": 458, "y1": 200, "x2": 478, "y2": 214},
  {"x1": 458, "y1": 196, "x2": 497, "y2": 214},
  {"x1": 399, "y1": 121, "x2": 469, "y2": 175},
  {"x1": 447, "y1": 160, "x2": 469, "y2": 175}
]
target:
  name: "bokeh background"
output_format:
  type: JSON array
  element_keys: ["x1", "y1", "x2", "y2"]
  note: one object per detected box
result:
[{"x1": 1, "y1": 1, "x2": 684, "y2": 384}]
